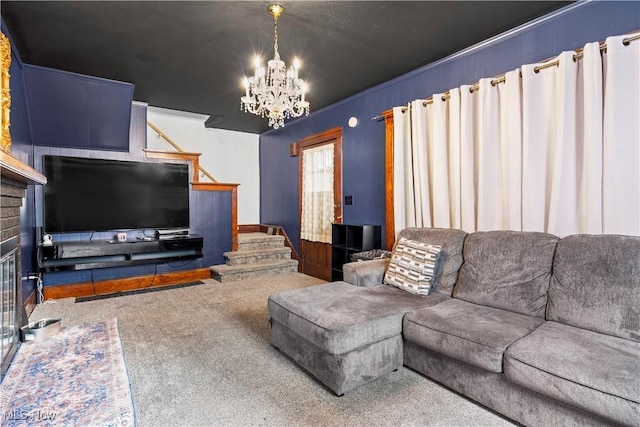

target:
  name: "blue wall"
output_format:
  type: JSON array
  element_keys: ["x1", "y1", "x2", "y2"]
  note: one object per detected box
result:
[
  {"x1": 33, "y1": 103, "x2": 230, "y2": 287},
  {"x1": 3, "y1": 19, "x2": 39, "y2": 302},
  {"x1": 259, "y1": 1, "x2": 640, "y2": 250},
  {"x1": 23, "y1": 65, "x2": 133, "y2": 151},
  {"x1": 2, "y1": 19, "x2": 231, "y2": 293}
]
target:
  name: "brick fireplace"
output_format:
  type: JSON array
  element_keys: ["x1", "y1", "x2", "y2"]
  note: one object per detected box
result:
[{"x1": 0, "y1": 151, "x2": 46, "y2": 379}]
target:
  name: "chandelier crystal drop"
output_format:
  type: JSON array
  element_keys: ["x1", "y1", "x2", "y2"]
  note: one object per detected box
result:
[{"x1": 241, "y1": 4, "x2": 310, "y2": 129}]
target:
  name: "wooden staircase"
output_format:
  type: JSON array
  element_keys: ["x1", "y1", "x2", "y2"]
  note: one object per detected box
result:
[{"x1": 210, "y1": 233, "x2": 298, "y2": 282}]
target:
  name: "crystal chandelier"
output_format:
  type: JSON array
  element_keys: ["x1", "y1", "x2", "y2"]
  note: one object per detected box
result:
[{"x1": 241, "y1": 4, "x2": 309, "y2": 129}]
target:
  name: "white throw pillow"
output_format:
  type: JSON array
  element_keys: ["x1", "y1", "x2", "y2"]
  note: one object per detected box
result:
[{"x1": 383, "y1": 237, "x2": 442, "y2": 296}]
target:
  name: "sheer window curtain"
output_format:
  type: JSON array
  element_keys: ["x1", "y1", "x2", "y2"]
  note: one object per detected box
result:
[
  {"x1": 300, "y1": 143, "x2": 335, "y2": 243},
  {"x1": 393, "y1": 32, "x2": 640, "y2": 237}
]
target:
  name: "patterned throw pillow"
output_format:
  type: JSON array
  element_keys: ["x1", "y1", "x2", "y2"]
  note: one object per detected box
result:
[{"x1": 383, "y1": 237, "x2": 442, "y2": 296}]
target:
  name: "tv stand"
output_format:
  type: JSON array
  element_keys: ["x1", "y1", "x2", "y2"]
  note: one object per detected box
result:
[{"x1": 38, "y1": 235, "x2": 204, "y2": 272}]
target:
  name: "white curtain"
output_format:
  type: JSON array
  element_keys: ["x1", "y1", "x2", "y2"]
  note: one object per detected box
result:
[
  {"x1": 521, "y1": 47, "x2": 606, "y2": 236},
  {"x1": 603, "y1": 35, "x2": 640, "y2": 235},
  {"x1": 500, "y1": 70, "x2": 524, "y2": 231},
  {"x1": 392, "y1": 106, "x2": 408, "y2": 237},
  {"x1": 395, "y1": 75, "x2": 522, "y2": 233},
  {"x1": 392, "y1": 101, "x2": 432, "y2": 237},
  {"x1": 393, "y1": 32, "x2": 640, "y2": 237},
  {"x1": 300, "y1": 143, "x2": 335, "y2": 243}
]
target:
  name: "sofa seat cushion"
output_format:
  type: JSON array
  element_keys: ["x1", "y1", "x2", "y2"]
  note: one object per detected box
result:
[
  {"x1": 268, "y1": 281, "x2": 449, "y2": 355},
  {"x1": 504, "y1": 321, "x2": 640, "y2": 426},
  {"x1": 403, "y1": 298, "x2": 544, "y2": 372}
]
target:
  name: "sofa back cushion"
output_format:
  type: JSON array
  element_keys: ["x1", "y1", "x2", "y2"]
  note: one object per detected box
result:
[
  {"x1": 396, "y1": 228, "x2": 467, "y2": 296},
  {"x1": 453, "y1": 230, "x2": 559, "y2": 318},
  {"x1": 547, "y1": 234, "x2": 640, "y2": 342}
]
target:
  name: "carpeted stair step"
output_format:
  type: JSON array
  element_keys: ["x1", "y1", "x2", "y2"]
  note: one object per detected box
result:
[
  {"x1": 224, "y1": 247, "x2": 292, "y2": 266},
  {"x1": 210, "y1": 259, "x2": 299, "y2": 282},
  {"x1": 237, "y1": 232, "x2": 285, "y2": 250}
]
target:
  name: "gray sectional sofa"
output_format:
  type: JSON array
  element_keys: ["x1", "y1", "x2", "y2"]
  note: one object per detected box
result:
[{"x1": 267, "y1": 228, "x2": 640, "y2": 426}]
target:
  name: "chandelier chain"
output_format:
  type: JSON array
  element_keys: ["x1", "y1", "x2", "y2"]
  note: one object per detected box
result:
[{"x1": 273, "y1": 15, "x2": 279, "y2": 57}]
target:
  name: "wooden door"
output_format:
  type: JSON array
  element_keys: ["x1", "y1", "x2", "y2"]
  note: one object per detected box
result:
[{"x1": 295, "y1": 128, "x2": 342, "y2": 281}]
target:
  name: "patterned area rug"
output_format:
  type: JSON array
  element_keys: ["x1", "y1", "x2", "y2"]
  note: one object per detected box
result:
[{"x1": 0, "y1": 318, "x2": 135, "y2": 426}]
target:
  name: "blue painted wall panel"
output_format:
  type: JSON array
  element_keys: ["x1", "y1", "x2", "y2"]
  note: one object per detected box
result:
[
  {"x1": 0, "y1": 88, "x2": 234, "y2": 288},
  {"x1": 34, "y1": 102, "x2": 154, "y2": 286},
  {"x1": 38, "y1": 186, "x2": 231, "y2": 286},
  {"x1": 23, "y1": 64, "x2": 133, "y2": 151},
  {"x1": 190, "y1": 189, "x2": 231, "y2": 268},
  {"x1": 260, "y1": 1, "x2": 640, "y2": 251},
  {"x1": 35, "y1": 104, "x2": 232, "y2": 286},
  {"x1": 2, "y1": 20, "x2": 39, "y2": 302},
  {"x1": 41, "y1": 225, "x2": 228, "y2": 286}
]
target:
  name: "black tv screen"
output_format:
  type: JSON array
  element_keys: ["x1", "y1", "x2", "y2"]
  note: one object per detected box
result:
[{"x1": 44, "y1": 156, "x2": 190, "y2": 233}]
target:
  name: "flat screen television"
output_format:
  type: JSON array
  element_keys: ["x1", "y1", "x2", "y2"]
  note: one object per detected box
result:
[{"x1": 44, "y1": 155, "x2": 190, "y2": 233}]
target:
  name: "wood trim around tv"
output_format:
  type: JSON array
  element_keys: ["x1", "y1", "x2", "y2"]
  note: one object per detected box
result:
[
  {"x1": 42, "y1": 268, "x2": 212, "y2": 300},
  {"x1": 143, "y1": 149, "x2": 202, "y2": 183}
]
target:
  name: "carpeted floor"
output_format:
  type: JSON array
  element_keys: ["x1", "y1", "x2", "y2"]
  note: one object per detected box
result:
[{"x1": 31, "y1": 272, "x2": 514, "y2": 426}]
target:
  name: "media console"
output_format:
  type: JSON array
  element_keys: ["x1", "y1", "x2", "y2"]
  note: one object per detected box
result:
[{"x1": 37, "y1": 235, "x2": 204, "y2": 272}]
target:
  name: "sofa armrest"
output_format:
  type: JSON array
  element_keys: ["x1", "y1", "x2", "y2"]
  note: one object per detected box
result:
[{"x1": 342, "y1": 258, "x2": 390, "y2": 287}]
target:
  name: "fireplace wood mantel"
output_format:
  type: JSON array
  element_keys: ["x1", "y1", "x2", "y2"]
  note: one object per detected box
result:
[{"x1": 0, "y1": 151, "x2": 47, "y2": 185}]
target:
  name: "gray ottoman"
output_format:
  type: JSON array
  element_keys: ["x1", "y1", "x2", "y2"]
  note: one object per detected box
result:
[{"x1": 268, "y1": 281, "x2": 448, "y2": 395}]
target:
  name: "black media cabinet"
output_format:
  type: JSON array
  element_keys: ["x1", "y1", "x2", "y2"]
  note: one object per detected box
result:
[{"x1": 38, "y1": 235, "x2": 203, "y2": 272}]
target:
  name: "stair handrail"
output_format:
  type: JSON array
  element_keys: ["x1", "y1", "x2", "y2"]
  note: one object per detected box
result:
[
  {"x1": 269, "y1": 225, "x2": 299, "y2": 261},
  {"x1": 147, "y1": 120, "x2": 218, "y2": 183}
]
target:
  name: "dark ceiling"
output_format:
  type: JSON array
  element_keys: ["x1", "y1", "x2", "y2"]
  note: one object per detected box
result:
[{"x1": 1, "y1": 1, "x2": 571, "y2": 134}]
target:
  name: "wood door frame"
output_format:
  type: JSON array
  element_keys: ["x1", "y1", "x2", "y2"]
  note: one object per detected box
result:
[
  {"x1": 291, "y1": 127, "x2": 343, "y2": 278},
  {"x1": 292, "y1": 126, "x2": 343, "y2": 230}
]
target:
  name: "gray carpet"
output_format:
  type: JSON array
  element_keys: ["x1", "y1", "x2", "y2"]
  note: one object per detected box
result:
[{"x1": 31, "y1": 273, "x2": 514, "y2": 426}]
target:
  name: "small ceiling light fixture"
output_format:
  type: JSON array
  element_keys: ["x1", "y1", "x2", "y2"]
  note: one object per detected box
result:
[{"x1": 241, "y1": 4, "x2": 310, "y2": 129}]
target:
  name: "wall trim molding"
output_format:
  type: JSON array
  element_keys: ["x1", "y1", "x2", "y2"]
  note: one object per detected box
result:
[
  {"x1": 261, "y1": 2, "x2": 592, "y2": 135},
  {"x1": 42, "y1": 268, "x2": 212, "y2": 300},
  {"x1": 144, "y1": 148, "x2": 202, "y2": 183}
]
